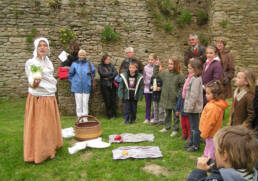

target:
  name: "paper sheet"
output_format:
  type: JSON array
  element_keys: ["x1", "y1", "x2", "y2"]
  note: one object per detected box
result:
[{"x1": 58, "y1": 51, "x2": 68, "y2": 62}]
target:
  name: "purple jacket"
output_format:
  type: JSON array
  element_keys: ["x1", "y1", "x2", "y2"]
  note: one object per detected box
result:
[
  {"x1": 202, "y1": 59, "x2": 223, "y2": 86},
  {"x1": 143, "y1": 64, "x2": 154, "y2": 93}
]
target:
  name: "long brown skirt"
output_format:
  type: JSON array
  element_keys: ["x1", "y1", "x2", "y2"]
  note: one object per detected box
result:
[{"x1": 24, "y1": 93, "x2": 63, "y2": 164}]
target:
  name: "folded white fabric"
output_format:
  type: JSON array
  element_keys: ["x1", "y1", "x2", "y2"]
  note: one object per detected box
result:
[
  {"x1": 68, "y1": 141, "x2": 87, "y2": 154},
  {"x1": 109, "y1": 133, "x2": 154, "y2": 143},
  {"x1": 62, "y1": 127, "x2": 75, "y2": 138},
  {"x1": 68, "y1": 137, "x2": 110, "y2": 154},
  {"x1": 112, "y1": 146, "x2": 163, "y2": 160},
  {"x1": 86, "y1": 138, "x2": 111, "y2": 148}
]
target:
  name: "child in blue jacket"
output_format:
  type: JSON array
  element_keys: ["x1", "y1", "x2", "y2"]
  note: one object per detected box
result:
[{"x1": 68, "y1": 49, "x2": 95, "y2": 122}]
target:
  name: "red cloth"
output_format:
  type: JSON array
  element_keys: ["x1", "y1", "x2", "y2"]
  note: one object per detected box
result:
[
  {"x1": 58, "y1": 67, "x2": 70, "y2": 79},
  {"x1": 181, "y1": 115, "x2": 190, "y2": 138}
]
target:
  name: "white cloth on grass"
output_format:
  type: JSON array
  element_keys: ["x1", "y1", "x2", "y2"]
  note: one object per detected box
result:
[
  {"x1": 112, "y1": 146, "x2": 163, "y2": 160},
  {"x1": 68, "y1": 137, "x2": 110, "y2": 154},
  {"x1": 62, "y1": 127, "x2": 75, "y2": 138},
  {"x1": 109, "y1": 133, "x2": 154, "y2": 143}
]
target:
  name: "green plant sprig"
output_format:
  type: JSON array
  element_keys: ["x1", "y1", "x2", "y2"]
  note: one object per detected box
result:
[{"x1": 30, "y1": 65, "x2": 43, "y2": 73}]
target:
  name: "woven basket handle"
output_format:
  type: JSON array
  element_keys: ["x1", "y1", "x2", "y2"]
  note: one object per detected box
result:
[{"x1": 75, "y1": 115, "x2": 99, "y2": 125}]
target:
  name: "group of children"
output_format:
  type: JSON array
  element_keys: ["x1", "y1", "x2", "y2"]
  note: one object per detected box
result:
[
  {"x1": 68, "y1": 45, "x2": 257, "y2": 164},
  {"x1": 67, "y1": 45, "x2": 257, "y2": 180},
  {"x1": 117, "y1": 46, "x2": 257, "y2": 161}
]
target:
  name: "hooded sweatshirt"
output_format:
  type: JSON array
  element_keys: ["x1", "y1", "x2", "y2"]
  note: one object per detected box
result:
[
  {"x1": 199, "y1": 99, "x2": 229, "y2": 139},
  {"x1": 187, "y1": 168, "x2": 258, "y2": 181},
  {"x1": 220, "y1": 168, "x2": 258, "y2": 181}
]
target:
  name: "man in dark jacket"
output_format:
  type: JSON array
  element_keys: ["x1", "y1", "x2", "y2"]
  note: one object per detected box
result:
[
  {"x1": 184, "y1": 34, "x2": 206, "y2": 67},
  {"x1": 119, "y1": 47, "x2": 143, "y2": 74}
]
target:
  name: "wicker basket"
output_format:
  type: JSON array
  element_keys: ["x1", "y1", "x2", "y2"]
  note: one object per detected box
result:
[{"x1": 74, "y1": 115, "x2": 102, "y2": 141}]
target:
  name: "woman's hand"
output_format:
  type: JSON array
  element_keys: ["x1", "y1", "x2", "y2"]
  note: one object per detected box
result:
[
  {"x1": 31, "y1": 79, "x2": 41, "y2": 88},
  {"x1": 197, "y1": 157, "x2": 215, "y2": 171}
]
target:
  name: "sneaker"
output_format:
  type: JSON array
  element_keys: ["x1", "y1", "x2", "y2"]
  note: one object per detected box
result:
[
  {"x1": 170, "y1": 131, "x2": 178, "y2": 137},
  {"x1": 150, "y1": 119, "x2": 155, "y2": 123},
  {"x1": 159, "y1": 128, "x2": 169, "y2": 133},
  {"x1": 143, "y1": 119, "x2": 150, "y2": 124},
  {"x1": 186, "y1": 146, "x2": 199, "y2": 152},
  {"x1": 124, "y1": 120, "x2": 129, "y2": 124}
]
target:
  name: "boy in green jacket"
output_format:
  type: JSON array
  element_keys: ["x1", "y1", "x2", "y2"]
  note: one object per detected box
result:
[{"x1": 119, "y1": 62, "x2": 144, "y2": 124}]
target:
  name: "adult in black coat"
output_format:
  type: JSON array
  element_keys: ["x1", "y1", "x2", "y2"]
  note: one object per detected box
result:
[
  {"x1": 61, "y1": 42, "x2": 80, "y2": 67},
  {"x1": 98, "y1": 53, "x2": 118, "y2": 119}
]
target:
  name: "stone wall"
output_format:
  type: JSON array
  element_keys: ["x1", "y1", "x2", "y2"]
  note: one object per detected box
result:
[
  {"x1": 0, "y1": 0, "x2": 257, "y2": 115},
  {"x1": 209, "y1": 0, "x2": 258, "y2": 74},
  {"x1": 0, "y1": 0, "x2": 210, "y2": 98}
]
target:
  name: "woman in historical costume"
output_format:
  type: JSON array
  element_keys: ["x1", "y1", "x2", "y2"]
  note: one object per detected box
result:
[{"x1": 24, "y1": 37, "x2": 63, "y2": 164}]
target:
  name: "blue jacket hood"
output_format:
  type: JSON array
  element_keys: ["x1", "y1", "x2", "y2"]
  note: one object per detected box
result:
[{"x1": 219, "y1": 168, "x2": 257, "y2": 181}]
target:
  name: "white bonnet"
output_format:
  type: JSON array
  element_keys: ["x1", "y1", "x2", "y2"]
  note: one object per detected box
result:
[{"x1": 33, "y1": 37, "x2": 50, "y2": 59}]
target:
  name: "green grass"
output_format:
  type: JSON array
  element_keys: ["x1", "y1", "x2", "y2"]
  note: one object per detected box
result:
[{"x1": 0, "y1": 98, "x2": 232, "y2": 180}]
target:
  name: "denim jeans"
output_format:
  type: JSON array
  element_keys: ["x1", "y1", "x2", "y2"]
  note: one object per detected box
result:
[
  {"x1": 123, "y1": 99, "x2": 138, "y2": 123},
  {"x1": 188, "y1": 113, "x2": 200, "y2": 148}
]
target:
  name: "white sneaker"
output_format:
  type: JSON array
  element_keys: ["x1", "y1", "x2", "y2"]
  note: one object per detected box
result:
[
  {"x1": 150, "y1": 119, "x2": 155, "y2": 123},
  {"x1": 143, "y1": 119, "x2": 150, "y2": 124},
  {"x1": 170, "y1": 131, "x2": 178, "y2": 137},
  {"x1": 159, "y1": 128, "x2": 168, "y2": 133}
]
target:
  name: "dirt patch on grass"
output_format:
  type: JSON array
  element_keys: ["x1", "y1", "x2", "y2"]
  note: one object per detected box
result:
[
  {"x1": 82, "y1": 152, "x2": 93, "y2": 161},
  {"x1": 142, "y1": 163, "x2": 172, "y2": 177},
  {"x1": 80, "y1": 171, "x2": 87, "y2": 177}
]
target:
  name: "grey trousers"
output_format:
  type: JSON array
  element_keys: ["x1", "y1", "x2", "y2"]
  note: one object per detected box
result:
[
  {"x1": 152, "y1": 101, "x2": 165, "y2": 123},
  {"x1": 165, "y1": 108, "x2": 179, "y2": 131}
]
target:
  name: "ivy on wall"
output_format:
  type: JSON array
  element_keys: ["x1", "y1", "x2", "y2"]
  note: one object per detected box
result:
[
  {"x1": 147, "y1": 0, "x2": 208, "y2": 33},
  {"x1": 101, "y1": 26, "x2": 121, "y2": 43}
]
